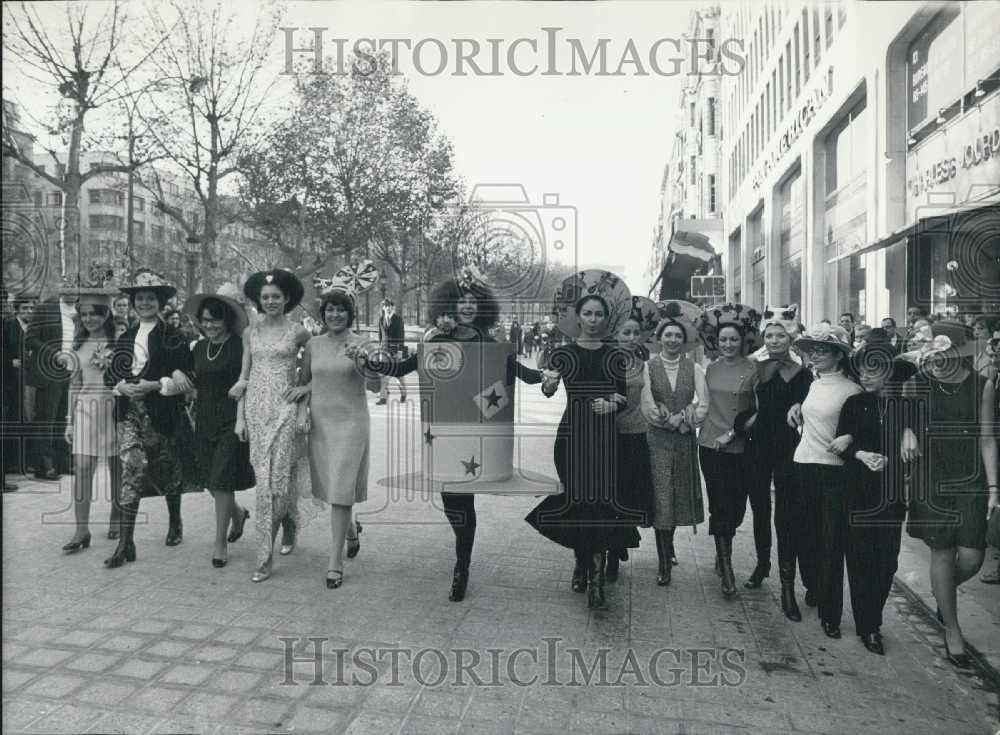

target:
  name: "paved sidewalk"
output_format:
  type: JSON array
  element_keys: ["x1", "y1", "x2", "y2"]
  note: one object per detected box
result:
[{"x1": 3, "y1": 384, "x2": 999, "y2": 734}]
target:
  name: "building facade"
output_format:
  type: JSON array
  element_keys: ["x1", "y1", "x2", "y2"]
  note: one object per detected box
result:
[{"x1": 720, "y1": 0, "x2": 999, "y2": 325}]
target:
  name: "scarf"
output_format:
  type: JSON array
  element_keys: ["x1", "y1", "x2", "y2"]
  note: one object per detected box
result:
[{"x1": 758, "y1": 351, "x2": 802, "y2": 384}]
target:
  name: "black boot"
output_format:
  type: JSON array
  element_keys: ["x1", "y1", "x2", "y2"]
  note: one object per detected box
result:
[
  {"x1": 572, "y1": 549, "x2": 588, "y2": 593},
  {"x1": 654, "y1": 530, "x2": 671, "y2": 586},
  {"x1": 587, "y1": 551, "x2": 606, "y2": 609},
  {"x1": 606, "y1": 552, "x2": 620, "y2": 583},
  {"x1": 108, "y1": 495, "x2": 121, "y2": 540},
  {"x1": 165, "y1": 495, "x2": 183, "y2": 546},
  {"x1": 716, "y1": 535, "x2": 736, "y2": 598},
  {"x1": 779, "y1": 562, "x2": 802, "y2": 621},
  {"x1": 105, "y1": 501, "x2": 139, "y2": 568},
  {"x1": 665, "y1": 527, "x2": 678, "y2": 566},
  {"x1": 449, "y1": 559, "x2": 469, "y2": 602},
  {"x1": 449, "y1": 524, "x2": 474, "y2": 602},
  {"x1": 745, "y1": 556, "x2": 771, "y2": 589}
]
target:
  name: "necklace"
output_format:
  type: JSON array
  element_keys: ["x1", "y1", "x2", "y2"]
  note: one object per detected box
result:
[
  {"x1": 877, "y1": 396, "x2": 889, "y2": 425},
  {"x1": 206, "y1": 335, "x2": 230, "y2": 361}
]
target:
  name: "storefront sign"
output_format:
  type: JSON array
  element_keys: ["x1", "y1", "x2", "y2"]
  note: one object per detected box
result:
[
  {"x1": 690, "y1": 275, "x2": 726, "y2": 299},
  {"x1": 751, "y1": 85, "x2": 829, "y2": 192},
  {"x1": 906, "y1": 98, "x2": 1000, "y2": 222}
]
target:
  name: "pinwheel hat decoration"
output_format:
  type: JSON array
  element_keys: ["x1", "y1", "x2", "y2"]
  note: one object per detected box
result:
[
  {"x1": 316, "y1": 259, "x2": 380, "y2": 300},
  {"x1": 457, "y1": 264, "x2": 488, "y2": 292}
]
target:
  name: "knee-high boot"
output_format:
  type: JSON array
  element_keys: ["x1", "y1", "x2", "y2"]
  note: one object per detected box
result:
[
  {"x1": 105, "y1": 500, "x2": 139, "y2": 568},
  {"x1": 716, "y1": 535, "x2": 736, "y2": 597},
  {"x1": 654, "y1": 530, "x2": 671, "y2": 586},
  {"x1": 572, "y1": 548, "x2": 588, "y2": 593},
  {"x1": 449, "y1": 524, "x2": 475, "y2": 602},
  {"x1": 779, "y1": 561, "x2": 802, "y2": 621},
  {"x1": 165, "y1": 494, "x2": 182, "y2": 546},
  {"x1": 587, "y1": 550, "x2": 606, "y2": 608}
]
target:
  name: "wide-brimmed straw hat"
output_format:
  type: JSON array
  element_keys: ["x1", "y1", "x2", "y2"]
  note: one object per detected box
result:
[
  {"x1": 243, "y1": 269, "x2": 304, "y2": 313},
  {"x1": 795, "y1": 323, "x2": 852, "y2": 354},
  {"x1": 653, "y1": 300, "x2": 702, "y2": 350},
  {"x1": 118, "y1": 268, "x2": 177, "y2": 301},
  {"x1": 59, "y1": 263, "x2": 121, "y2": 305},
  {"x1": 899, "y1": 320, "x2": 977, "y2": 364},
  {"x1": 184, "y1": 292, "x2": 250, "y2": 336}
]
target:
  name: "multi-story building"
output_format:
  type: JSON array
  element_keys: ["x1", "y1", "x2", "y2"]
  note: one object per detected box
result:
[
  {"x1": 649, "y1": 6, "x2": 726, "y2": 302},
  {"x1": 720, "y1": 0, "x2": 999, "y2": 324}
]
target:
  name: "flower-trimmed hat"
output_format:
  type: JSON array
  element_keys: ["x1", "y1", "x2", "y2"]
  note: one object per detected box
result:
[
  {"x1": 852, "y1": 327, "x2": 916, "y2": 383},
  {"x1": 795, "y1": 323, "x2": 853, "y2": 354},
  {"x1": 552, "y1": 269, "x2": 632, "y2": 339},
  {"x1": 701, "y1": 302, "x2": 763, "y2": 353},
  {"x1": 625, "y1": 296, "x2": 660, "y2": 341},
  {"x1": 899, "y1": 319, "x2": 977, "y2": 364},
  {"x1": 243, "y1": 269, "x2": 304, "y2": 313},
  {"x1": 653, "y1": 300, "x2": 702, "y2": 349},
  {"x1": 119, "y1": 267, "x2": 177, "y2": 301},
  {"x1": 184, "y1": 291, "x2": 250, "y2": 336},
  {"x1": 60, "y1": 263, "x2": 121, "y2": 305}
]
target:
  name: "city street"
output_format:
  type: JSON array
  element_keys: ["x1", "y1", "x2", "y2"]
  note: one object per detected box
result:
[{"x1": 3, "y1": 376, "x2": 998, "y2": 735}]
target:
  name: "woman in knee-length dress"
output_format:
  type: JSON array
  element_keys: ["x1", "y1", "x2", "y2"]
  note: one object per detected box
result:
[
  {"x1": 641, "y1": 316, "x2": 708, "y2": 587},
  {"x1": 299, "y1": 290, "x2": 369, "y2": 589},
  {"x1": 233, "y1": 270, "x2": 313, "y2": 582},
  {"x1": 61, "y1": 287, "x2": 119, "y2": 553}
]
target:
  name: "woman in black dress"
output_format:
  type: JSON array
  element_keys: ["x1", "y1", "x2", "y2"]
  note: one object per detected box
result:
[
  {"x1": 901, "y1": 321, "x2": 998, "y2": 667},
  {"x1": 363, "y1": 271, "x2": 544, "y2": 602},
  {"x1": 525, "y1": 294, "x2": 639, "y2": 609},
  {"x1": 185, "y1": 295, "x2": 255, "y2": 568}
]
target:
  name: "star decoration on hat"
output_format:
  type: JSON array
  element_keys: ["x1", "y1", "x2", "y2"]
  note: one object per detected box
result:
[
  {"x1": 460, "y1": 455, "x2": 480, "y2": 476},
  {"x1": 472, "y1": 380, "x2": 509, "y2": 419}
]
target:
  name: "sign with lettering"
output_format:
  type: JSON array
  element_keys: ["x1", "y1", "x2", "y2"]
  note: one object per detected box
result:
[
  {"x1": 751, "y1": 85, "x2": 829, "y2": 192},
  {"x1": 690, "y1": 276, "x2": 726, "y2": 299}
]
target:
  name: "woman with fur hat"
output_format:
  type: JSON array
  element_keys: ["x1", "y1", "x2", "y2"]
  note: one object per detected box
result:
[
  {"x1": 104, "y1": 269, "x2": 200, "y2": 568},
  {"x1": 737, "y1": 307, "x2": 813, "y2": 616},
  {"x1": 900, "y1": 321, "x2": 998, "y2": 667},
  {"x1": 789, "y1": 324, "x2": 863, "y2": 639},
  {"x1": 231, "y1": 269, "x2": 313, "y2": 583}
]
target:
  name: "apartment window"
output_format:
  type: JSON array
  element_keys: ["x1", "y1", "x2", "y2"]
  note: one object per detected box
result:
[
  {"x1": 689, "y1": 101, "x2": 696, "y2": 127},
  {"x1": 794, "y1": 24, "x2": 801, "y2": 97},
  {"x1": 151, "y1": 224, "x2": 165, "y2": 244},
  {"x1": 89, "y1": 214, "x2": 124, "y2": 231},
  {"x1": 131, "y1": 220, "x2": 145, "y2": 240},
  {"x1": 134, "y1": 196, "x2": 145, "y2": 212},
  {"x1": 825, "y1": 7, "x2": 834, "y2": 49},
  {"x1": 690, "y1": 156, "x2": 696, "y2": 185},
  {"x1": 707, "y1": 97, "x2": 716, "y2": 136},
  {"x1": 778, "y1": 58, "x2": 785, "y2": 119},
  {"x1": 33, "y1": 191, "x2": 42, "y2": 207},
  {"x1": 803, "y1": 9, "x2": 811, "y2": 80},
  {"x1": 708, "y1": 175, "x2": 716, "y2": 214},
  {"x1": 814, "y1": 8, "x2": 822, "y2": 65},
  {"x1": 89, "y1": 162, "x2": 101, "y2": 172},
  {"x1": 47, "y1": 192, "x2": 62, "y2": 206}
]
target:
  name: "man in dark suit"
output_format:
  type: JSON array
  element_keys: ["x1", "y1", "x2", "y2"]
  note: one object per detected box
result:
[
  {"x1": 377, "y1": 299, "x2": 407, "y2": 405},
  {"x1": 3, "y1": 292, "x2": 37, "y2": 483},
  {"x1": 509, "y1": 317, "x2": 522, "y2": 356},
  {"x1": 26, "y1": 291, "x2": 79, "y2": 480}
]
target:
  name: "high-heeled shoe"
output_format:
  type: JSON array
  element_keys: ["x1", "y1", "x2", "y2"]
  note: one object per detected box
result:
[
  {"x1": 104, "y1": 539, "x2": 134, "y2": 568},
  {"x1": 326, "y1": 569, "x2": 344, "y2": 589},
  {"x1": 779, "y1": 563, "x2": 802, "y2": 622},
  {"x1": 804, "y1": 589, "x2": 817, "y2": 607},
  {"x1": 586, "y1": 552, "x2": 606, "y2": 609},
  {"x1": 716, "y1": 536, "x2": 736, "y2": 598},
  {"x1": 279, "y1": 525, "x2": 296, "y2": 555},
  {"x1": 165, "y1": 522, "x2": 183, "y2": 546},
  {"x1": 252, "y1": 556, "x2": 272, "y2": 583},
  {"x1": 227, "y1": 508, "x2": 250, "y2": 543},
  {"x1": 62, "y1": 533, "x2": 91, "y2": 553},
  {"x1": 346, "y1": 520, "x2": 362, "y2": 559},
  {"x1": 745, "y1": 560, "x2": 771, "y2": 589},
  {"x1": 125, "y1": 541, "x2": 136, "y2": 563},
  {"x1": 943, "y1": 639, "x2": 972, "y2": 668},
  {"x1": 821, "y1": 621, "x2": 841, "y2": 639},
  {"x1": 859, "y1": 631, "x2": 884, "y2": 655},
  {"x1": 212, "y1": 557, "x2": 227, "y2": 568}
]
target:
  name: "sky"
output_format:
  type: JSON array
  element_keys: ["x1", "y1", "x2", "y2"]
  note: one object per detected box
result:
[{"x1": 5, "y1": 0, "x2": 706, "y2": 295}]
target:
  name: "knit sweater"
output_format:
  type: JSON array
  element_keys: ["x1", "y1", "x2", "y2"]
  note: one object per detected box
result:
[{"x1": 793, "y1": 371, "x2": 863, "y2": 466}]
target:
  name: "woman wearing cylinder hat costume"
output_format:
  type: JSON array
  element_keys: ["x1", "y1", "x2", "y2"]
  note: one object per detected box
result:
[
  {"x1": 788, "y1": 324, "x2": 863, "y2": 638},
  {"x1": 640, "y1": 303, "x2": 707, "y2": 588},
  {"x1": 60, "y1": 270, "x2": 120, "y2": 554},
  {"x1": 697, "y1": 303, "x2": 760, "y2": 599},
  {"x1": 736, "y1": 307, "x2": 813, "y2": 616},
  {"x1": 526, "y1": 272, "x2": 640, "y2": 609},
  {"x1": 231, "y1": 269, "x2": 314, "y2": 583},
  {"x1": 899, "y1": 321, "x2": 998, "y2": 667},
  {"x1": 104, "y1": 269, "x2": 200, "y2": 568},
  {"x1": 361, "y1": 266, "x2": 547, "y2": 602},
  {"x1": 183, "y1": 292, "x2": 254, "y2": 568}
]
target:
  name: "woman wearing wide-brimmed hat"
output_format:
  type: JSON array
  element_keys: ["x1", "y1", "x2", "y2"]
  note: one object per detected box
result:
[
  {"x1": 104, "y1": 269, "x2": 200, "y2": 568},
  {"x1": 183, "y1": 291, "x2": 255, "y2": 569},
  {"x1": 789, "y1": 323, "x2": 863, "y2": 639},
  {"x1": 899, "y1": 321, "x2": 998, "y2": 667},
  {"x1": 698, "y1": 303, "x2": 761, "y2": 599},
  {"x1": 231, "y1": 269, "x2": 313, "y2": 582},
  {"x1": 639, "y1": 302, "x2": 708, "y2": 589},
  {"x1": 824, "y1": 329, "x2": 913, "y2": 654},
  {"x1": 60, "y1": 273, "x2": 120, "y2": 555}
]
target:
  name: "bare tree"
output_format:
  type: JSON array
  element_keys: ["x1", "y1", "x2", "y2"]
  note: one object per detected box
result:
[
  {"x1": 137, "y1": 0, "x2": 282, "y2": 292},
  {"x1": 1, "y1": 0, "x2": 166, "y2": 277}
]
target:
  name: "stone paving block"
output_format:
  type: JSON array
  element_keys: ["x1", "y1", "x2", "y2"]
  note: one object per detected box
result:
[
  {"x1": 76, "y1": 679, "x2": 140, "y2": 707},
  {"x1": 179, "y1": 691, "x2": 240, "y2": 720},
  {"x1": 84, "y1": 613, "x2": 134, "y2": 631},
  {"x1": 130, "y1": 685, "x2": 191, "y2": 714},
  {"x1": 85, "y1": 709, "x2": 162, "y2": 734},
  {"x1": 160, "y1": 663, "x2": 216, "y2": 687},
  {"x1": 232, "y1": 649, "x2": 285, "y2": 671},
  {"x1": 131, "y1": 619, "x2": 176, "y2": 635},
  {"x1": 283, "y1": 704, "x2": 349, "y2": 733},
  {"x1": 205, "y1": 669, "x2": 264, "y2": 695},
  {"x1": 149, "y1": 717, "x2": 217, "y2": 734},
  {"x1": 214, "y1": 626, "x2": 264, "y2": 646},
  {"x1": 301, "y1": 683, "x2": 365, "y2": 710},
  {"x1": 2, "y1": 668, "x2": 39, "y2": 693},
  {"x1": 1, "y1": 696, "x2": 59, "y2": 730},
  {"x1": 343, "y1": 711, "x2": 407, "y2": 735},
  {"x1": 171, "y1": 623, "x2": 219, "y2": 640},
  {"x1": 113, "y1": 657, "x2": 169, "y2": 680},
  {"x1": 96, "y1": 634, "x2": 150, "y2": 653},
  {"x1": 28, "y1": 703, "x2": 106, "y2": 734},
  {"x1": 12, "y1": 624, "x2": 65, "y2": 643},
  {"x1": 400, "y1": 714, "x2": 462, "y2": 735},
  {"x1": 412, "y1": 688, "x2": 472, "y2": 718},
  {"x1": 1, "y1": 642, "x2": 30, "y2": 661},
  {"x1": 361, "y1": 683, "x2": 421, "y2": 712},
  {"x1": 145, "y1": 639, "x2": 196, "y2": 658},
  {"x1": 11, "y1": 646, "x2": 76, "y2": 668},
  {"x1": 228, "y1": 696, "x2": 291, "y2": 728},
  {"x1": 64, "y1": 651, "x2": 122, "y2": 673},
  {"x1": 23, "y1": 673, "x2": 88, "y2": 699},
  {"x1": 456, "y1": 719, "x2": 514, "y2": 735},
  {"x1": 53, "y1": 629, "x2": 106, "y2": 648},
  {"x1": 191, "y1": 644, "x2": 242, "y2": 663}
]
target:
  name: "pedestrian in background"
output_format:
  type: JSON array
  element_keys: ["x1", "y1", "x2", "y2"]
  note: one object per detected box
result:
[{"x1": 376, "y1": 299, "x2": 407, "y2": 405}]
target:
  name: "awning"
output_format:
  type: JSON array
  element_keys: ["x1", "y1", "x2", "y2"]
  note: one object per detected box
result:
[{"x1": 826, "y1": 198, "x2": 1000, "y2": 264}]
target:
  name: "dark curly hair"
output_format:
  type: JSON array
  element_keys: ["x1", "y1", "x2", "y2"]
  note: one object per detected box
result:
[
  {"x1": 655, "y1": 317, "x2": 688, "y2": 342},
  {"x1": 427, "y1": 278, "x2": 500, "y2": 332},
  {"x1": 318, "y1": 290, "x2": 355, "y2": 329}
]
